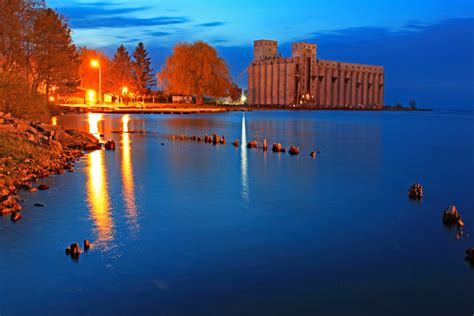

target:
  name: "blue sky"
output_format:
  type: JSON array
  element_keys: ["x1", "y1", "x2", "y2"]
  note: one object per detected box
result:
[{"x1": 48, "y1": 0, "x2": 474, "y2": 109}]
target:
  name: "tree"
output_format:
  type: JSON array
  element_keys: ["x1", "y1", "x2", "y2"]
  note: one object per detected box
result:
[
  {"x1": 132, "y1": 42, "x2": 155, "y2": 96},
  {"x1": 111, "y1": 45, "x2": 134, "y2": 94},
  {"x1": 27, "y1": 8, "x2": 80, "y2": 96},
  {"x1": 159, "y1": 41, "x2": 232, "y2": 104},
  {"x1": 78, "y1": 47, "x2": 113, "y2": 94}
]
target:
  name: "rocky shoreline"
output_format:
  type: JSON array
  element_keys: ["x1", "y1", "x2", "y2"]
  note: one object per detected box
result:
[{"x1": 0, "y1": 113, "x2": 101, "y2": 220}]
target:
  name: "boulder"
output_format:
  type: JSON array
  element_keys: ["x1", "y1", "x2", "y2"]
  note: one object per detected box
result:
[
  {"x1": 10, "y1": 212, "x2": 22, "y2": 222},
  {"x1": 310, "y1": 151, "x2": 317, "y2": 158},
  {"x1": 408, "y1": 183, "x2": 423, "y2": 199},
  {"x1": 84, "y1": 239, "x2": 90, "y2": 250},
  {"x1": 247, "y1": 140, "x2": 257, "y2": 149},
  {"x1": 49, "y1": 140, "x2": 64, "y2": 154},
  {"x1": 220, "y1": 136, "x2": 226, "y2": 145},
  {"x1": 272, "y1": 143, "x2": 282, "y2": 153},
  {"x1": 289, "y1": 146, "x2": 300, "y2": 155},
  {"x1": 54, "y1": 130, "x2": 75, "y2": 148},
  {"x1": 233, "y1": 139, "x2": 239, "y2": 147},
  {"x1": 104, "y1": 140, "x2": 116, "y2": 150},
  {"x1": 37, "y1": 184, "x2": 49, "y2": 190},
  {"x1": 442, "y1": 205, "x2": 461, "y2": 225}
]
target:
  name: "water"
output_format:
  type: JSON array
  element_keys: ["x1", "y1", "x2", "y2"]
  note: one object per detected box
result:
[{"x1": 0, "y1": 110, "x2": 473, "y2": 315}]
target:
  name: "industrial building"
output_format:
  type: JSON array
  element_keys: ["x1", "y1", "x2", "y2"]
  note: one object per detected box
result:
[{"x1": 247, "y1": 40, "x2": 384, "y2": 108}]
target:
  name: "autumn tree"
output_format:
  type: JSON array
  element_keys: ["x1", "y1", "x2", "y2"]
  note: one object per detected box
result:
[
  {"x1": 27, "y1": 8, "x2": 80, "y2": 97},
  {"x1": 159, "y1": 41, "x2": 232, "y2": 104},
  {"x1": 78, "y1": 47, "x2": 113, "y2": 94},
  {"x1": 110, "y1": 45, "x2": 134, "y2": 94},
  {"x1": 0, "y1": 0, "x2": 80, "y2": 119},
  {"x1": 132, "y1": 42, "x2": 155, "y2": 96}
]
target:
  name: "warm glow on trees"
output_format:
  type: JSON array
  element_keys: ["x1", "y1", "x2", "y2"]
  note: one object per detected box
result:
[
  {"x1": 159, "y1": 41, "x2": 232, "y2": 104},
  {"x1": 111, "y1": 45, "x2": 135, "y2": 95},
  {"x1": 78, "y1": 48, "x2": 113, "y2": 94}
]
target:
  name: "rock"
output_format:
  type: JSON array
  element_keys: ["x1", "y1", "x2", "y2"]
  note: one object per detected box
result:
[
  {"x1": 29, "y1": 187, "x2": 38, "y2": 193},
  {"x1": 310, "y1": 151, "x2": 316, "y2": 158},
  {"x1": 465, "y1": 248, "x2": 474, "y2": 264},
  {"x1": 37, "y1": 184, "x2": 49, "y2": 190},
  {"x1": 54, "y1": 130, "x2": 75, "y2": 148},
  {"x1": 442, "y1": 205, "x2": 461, "y2": 225},
  {"x1": 233, "y1": 139, "x2": 239, "y2": 147},
  {"x1": 281, "y1": 148, "x2": 286, "y2": 153},
  {"x1": 272, "y1": 143, "x2": 282, "y2": 153},
  {"x1": 408, "y1": 183, "x2": 423, "y2": 199},
  {"x1": 10, "y1": 212, "x2": 22, "y2": 222},
  {"x1": 220, "y1": 136, "x2": 226, "y2": 145},
  {"x1": 84, "y1": 239, "x2": 90, "y2": 250},
  {"x1": 70, "y1": 243, "x2": 80, "y2": 256},
  {"x1": 2, "y1": 195, "x2": 17, "y2": 208},
  {"x1": 247, "y1": 140, "x2": 257, "y2": 149},
  {"x1": 4, "y1": 113, "x2": 11, "y2": 119},
  {"x1": 212, "y1": 134, "x2": 220, "y2": 145},
  {"x1": 105, "y1": 140, "x2": 116, "y2": 150},
  {"x1": 49, "y1": 140, "x2": 64, "y2": 153},
  {"x1": 289, "y1": 146, "x2": 300, "y2": 155},
  {"x1": 263, "y1": 139, "x2": 268, "y2": 151},
  {"x1": 34, "y1": 203, "x2": 45, "y2": 207},
  {"x1": 191, "y1": 136, "x2": 196, "y2": 141}
]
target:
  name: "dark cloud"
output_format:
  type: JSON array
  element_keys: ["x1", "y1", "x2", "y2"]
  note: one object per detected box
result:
[
  {"x1": 57, "y1": 2, "x2": 150, "y2": 19},
  {"x1": 148, "y1": 31, "x2": 171, "y2": 37},
  {"x1": 70, "y1": 16, "x2": 190, "y2": 29},
  {"x1": 54, "y1": 2, "x2": 190, "y2": 29},
  {"x1": 197, "y1": 22, "x2": 226, "y2": 27}
]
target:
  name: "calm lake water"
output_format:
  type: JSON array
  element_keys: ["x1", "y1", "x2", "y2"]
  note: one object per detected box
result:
[{"x1": 0, "y1": 110, "x2": 473, "y2": 315}]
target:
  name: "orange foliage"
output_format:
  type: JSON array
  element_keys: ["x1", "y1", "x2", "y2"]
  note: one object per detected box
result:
[
  {"x1": 78, "y1": 48, "x2": 114, "y2": 93},
  {"x1": 159, "y1": 41, "x2": 232, "y2": 104}
]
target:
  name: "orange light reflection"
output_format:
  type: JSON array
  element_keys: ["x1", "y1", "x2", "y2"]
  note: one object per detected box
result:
[{"x1": 121, "y1": 115, "x2": 139, "y2": 235}]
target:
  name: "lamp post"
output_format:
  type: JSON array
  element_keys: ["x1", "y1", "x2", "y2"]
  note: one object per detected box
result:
[{"x1": 90, "y1": 60, "x2": 102, "y2": 104}]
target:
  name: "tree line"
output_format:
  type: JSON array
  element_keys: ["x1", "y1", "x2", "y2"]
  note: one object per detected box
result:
[{"x1": 1, "y1": 0, "x2": 238, "y2": 119}]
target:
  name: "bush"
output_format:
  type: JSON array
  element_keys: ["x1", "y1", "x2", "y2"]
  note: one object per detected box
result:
[{"x1": 0, "y1": 76, "x2": 51, "y2": 121}]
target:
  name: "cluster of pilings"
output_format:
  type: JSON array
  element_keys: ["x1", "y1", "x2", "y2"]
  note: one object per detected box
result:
[{"x1": 167, "y1": 134, "x2": 321, "y2": 158}]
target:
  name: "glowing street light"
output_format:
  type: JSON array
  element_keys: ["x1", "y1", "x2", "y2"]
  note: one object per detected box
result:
[{"x1": 90, "y1": 59, "x2": 102, "y2": 104}]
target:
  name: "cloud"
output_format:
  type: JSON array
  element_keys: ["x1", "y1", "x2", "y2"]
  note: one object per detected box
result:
[
  {"x1": 197, "y1": 22, "x2": 226, "y2": 28},
  {"x1": 70, "y1": 16, "x2": 190, "y2": 29}
]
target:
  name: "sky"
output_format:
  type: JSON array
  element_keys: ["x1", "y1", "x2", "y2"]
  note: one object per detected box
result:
[{"x1": 48, "y1": 0, "x2": 474, "y2": 109}]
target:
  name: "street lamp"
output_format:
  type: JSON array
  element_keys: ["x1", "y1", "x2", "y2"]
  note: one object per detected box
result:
[{"x1": 90, "y1": 59, "x2": 102, "y2": 104}]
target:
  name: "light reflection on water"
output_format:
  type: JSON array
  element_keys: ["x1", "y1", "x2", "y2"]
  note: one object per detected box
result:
[
  {"x1": 87, "y1": 113, "x2": 114, "y2": 251},
  {"x1": 240, "y1": 113, "x2": 249, "y2": 203},
  {"x1": 121, "y1": 115, "x2": 139, "y2": 236}
]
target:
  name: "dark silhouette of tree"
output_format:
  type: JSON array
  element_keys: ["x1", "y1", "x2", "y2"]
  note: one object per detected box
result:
[
  {"x1": 132, "y1": 42, "x2": 155, "y2": 96},
  {"x1": 159, "y1": 41, "x2": 232, "y2": 104},
  {"x1": 111, "y1": 45, "x2": 134, "y2": 94}
]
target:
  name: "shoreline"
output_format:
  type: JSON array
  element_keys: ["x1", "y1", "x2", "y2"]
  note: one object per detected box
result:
[
  {"x1": 57, "y1": 103, "x2": 432, "y2": 115},
  {"x1": 0, "y1": 113, "x2": 102, "y2": 219}
]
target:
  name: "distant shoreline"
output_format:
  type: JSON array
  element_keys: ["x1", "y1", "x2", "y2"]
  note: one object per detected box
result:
[{"x1": 57, "y1": 103, "x2": 432, "y2": 114}]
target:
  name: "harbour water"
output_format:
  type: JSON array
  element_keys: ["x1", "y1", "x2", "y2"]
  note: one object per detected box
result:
[{"x1": 0, "y1": 110, "x2": 473, "y2": 315}]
